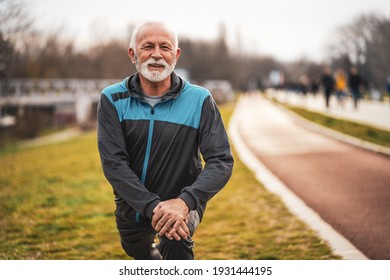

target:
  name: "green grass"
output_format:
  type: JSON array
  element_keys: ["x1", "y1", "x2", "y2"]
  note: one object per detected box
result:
[
  {"x1": 280, "y1": 104, "x2": 390, "y2": 148},
  {"x1": 0, "y1": 103, "x2": 340, "y2": 260},
  {"x1": 0, "y1": 135, "x2": 126, "y2": 259}
]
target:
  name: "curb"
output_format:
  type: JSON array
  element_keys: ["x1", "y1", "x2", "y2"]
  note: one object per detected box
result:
[{"x1": 228, "y1": 97, "x2": 368, "y2": 260}]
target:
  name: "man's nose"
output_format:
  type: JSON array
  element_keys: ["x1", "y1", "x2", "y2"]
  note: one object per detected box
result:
[{"x1": 151, "y1": 47, "x2": 163, "y2": 59}]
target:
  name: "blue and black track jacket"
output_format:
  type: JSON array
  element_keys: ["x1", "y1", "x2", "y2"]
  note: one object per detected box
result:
[{"x1": 97, "y1": 72, "x2": 233, "y2": 221}]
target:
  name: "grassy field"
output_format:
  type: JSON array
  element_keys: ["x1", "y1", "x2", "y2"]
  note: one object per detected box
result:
[
  {"x1": 0, "y1": 103, "x2": 340, "y2": 260},
  {"x1": 279, "y1": 103, "x2": 390, "y2": 148}
]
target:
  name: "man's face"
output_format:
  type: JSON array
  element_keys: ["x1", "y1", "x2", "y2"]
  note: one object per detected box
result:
[{"x1": 131, "y1": 24, "x2": 180, "y2": 83}]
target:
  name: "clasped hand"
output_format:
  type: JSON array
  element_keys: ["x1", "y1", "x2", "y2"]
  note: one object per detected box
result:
[{"x1": 151, "y1": 198, "x2": 190, "y2": 241}]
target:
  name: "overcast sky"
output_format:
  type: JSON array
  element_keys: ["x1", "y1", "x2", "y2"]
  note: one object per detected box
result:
[{"x1": 29, "y1": 0, "x2": 390, "y2": 62}]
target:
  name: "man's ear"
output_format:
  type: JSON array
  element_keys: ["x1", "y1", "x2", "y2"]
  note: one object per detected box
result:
[
  {"x1": 175, "y1": 48, "x2": 181, "y2": 60},
  {"x1": 128, "y1": 48, "x2": 136, "y2": 64}
]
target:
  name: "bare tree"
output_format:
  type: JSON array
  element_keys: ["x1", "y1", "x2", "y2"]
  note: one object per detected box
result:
[
  {"x1": 328, "y1": 13, "x2": 390, "y2": 89},
  {"x1": 365, "y1": 19, "x2": 390, "y2": 89},
  {"x1": 0, "y1": 0, "x2": 33, "y2": 80},
  {"x1": 0, "y1": 0, "x2": 31, "y2": 35}
]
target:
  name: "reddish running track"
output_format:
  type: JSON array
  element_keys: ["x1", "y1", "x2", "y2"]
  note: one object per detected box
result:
[{"x1": 237, "y1": 94, "x2": 390, "y2": 259}]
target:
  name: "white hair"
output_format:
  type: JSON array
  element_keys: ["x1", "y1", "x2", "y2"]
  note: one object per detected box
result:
[{"x1": 129, "y1": 21, "x2": 179, "y2": 52}]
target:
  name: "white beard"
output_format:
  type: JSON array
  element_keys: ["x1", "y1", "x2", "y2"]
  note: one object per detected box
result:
[{"x1": 135, "y1": 56, "x2": 176, "y2": 82}]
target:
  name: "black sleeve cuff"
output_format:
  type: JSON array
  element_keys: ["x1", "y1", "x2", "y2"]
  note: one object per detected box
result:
[
  {"x1": 178, "y1": 191, "x2": 197, "y2": 211},
  {"x1": 144, "y1": 199, "x2": 161, "y2": 219}
]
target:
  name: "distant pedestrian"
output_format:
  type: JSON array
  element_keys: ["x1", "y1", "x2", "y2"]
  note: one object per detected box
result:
[
  {"x1": 348, "y1": 66, "x2": 363, "y2": 110},
  {"x1": 387, "y1": 75, "x2": 390, "y2": 106},
  {"x1": 310, "y1": 78, "x2": 320, "y2": 96},
  {"x1": 334, "y1": 69, "x2": 347, "y2": 109},
  {"x1": 321, "y1": 66, "x2": 335, "y2": 109},
  {"x1": 299, "y1": 75, "x2": 309, "y2": 96}
]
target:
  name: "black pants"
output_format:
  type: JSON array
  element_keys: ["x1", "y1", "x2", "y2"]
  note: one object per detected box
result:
[
  {"x1": 116, "y1": 209, "x2": 200, "y2": 260},
  {"x1": 324, "y1": 91, "x2": 332, "y2": 108}
]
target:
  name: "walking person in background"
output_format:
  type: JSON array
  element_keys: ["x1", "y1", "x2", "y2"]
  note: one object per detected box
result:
[
  {"x1": 321, "y1": 65, "x2": 335, "y2": 109},
  {"x1": 97, "y1": 21, "x2": 233, "y2": 260},
  {"x1": 299, "y1": 74, "x2": 310, "y2": 96},
  {"x1": 334, "y1": 68, "x2": 347, "y2": 109},
  {"x1": 387, "y1": 75, "x2": 390, "y2": 107},
  {"x1": 348, "y1": 66, "x2": 364, "y2": 110}
]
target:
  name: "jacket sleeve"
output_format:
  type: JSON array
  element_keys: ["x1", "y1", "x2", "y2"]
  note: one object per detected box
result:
[
  {"x1": 97, "y1": 93, "x2": 160, "y2": 219},
  {"x1": 178, "y1": 95, "x2": 234, "y2": 210}
]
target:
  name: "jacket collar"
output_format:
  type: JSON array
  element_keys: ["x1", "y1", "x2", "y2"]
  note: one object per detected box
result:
[{"x1": 126, "y1": 71, "x2": 185, "y2": 102}]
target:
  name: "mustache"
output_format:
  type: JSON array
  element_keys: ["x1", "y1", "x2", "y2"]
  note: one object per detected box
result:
[{"x1": 145, "y1": 58, "x2": 169, "y2": 67}]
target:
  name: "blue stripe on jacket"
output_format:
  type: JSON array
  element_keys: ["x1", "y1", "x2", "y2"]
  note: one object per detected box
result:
[{"x1": 102, "y1": 80, "x2": 211, "y2": 129}]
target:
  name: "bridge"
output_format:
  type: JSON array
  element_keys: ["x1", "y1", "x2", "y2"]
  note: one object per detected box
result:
[{"x1": 0, "y1": 78, "x2": 118, "y2": 129}]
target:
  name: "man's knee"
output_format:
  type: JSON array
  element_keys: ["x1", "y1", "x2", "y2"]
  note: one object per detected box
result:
[{"x1": 155, "y1": 210, "x2": 200, "y2": 260}]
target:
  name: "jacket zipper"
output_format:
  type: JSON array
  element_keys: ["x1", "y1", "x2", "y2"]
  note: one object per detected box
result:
[
  {"x1": 140, "y1": 105, "x2": 155, "y2": 184},
  {"x1": 139, "y1": 95, "x2": 174, "y2": 184}
]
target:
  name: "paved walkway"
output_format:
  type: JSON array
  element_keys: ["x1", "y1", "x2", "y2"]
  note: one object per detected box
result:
[
  {"x1": 268, "y1": 90, "x2": 390, "y2": 131},
  {"x1": 17, "y1": 127, "x2": 83, "y2": 149},
  {"x1": 231, "y1": 93, "x2": 390, "y2": 260}
]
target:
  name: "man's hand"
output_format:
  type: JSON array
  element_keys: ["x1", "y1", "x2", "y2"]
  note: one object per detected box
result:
[
  {"x1": 165, "y1": 220, "x2": 189, "y2": 241},
  {"x1": 152, "y1": 198, "x2": 190, "y2": 240}
]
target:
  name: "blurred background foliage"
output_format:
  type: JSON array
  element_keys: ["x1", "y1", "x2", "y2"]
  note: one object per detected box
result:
[{"x1": 1, "y1": 0, "x2": 390, "y2": 91}]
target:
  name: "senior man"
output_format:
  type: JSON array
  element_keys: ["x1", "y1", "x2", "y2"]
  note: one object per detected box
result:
[{"x1": 97, "y1": 21, "x2": 233, "y2": 260}]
